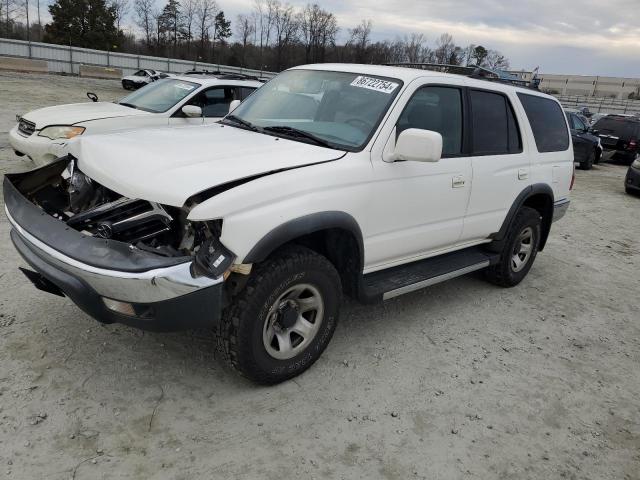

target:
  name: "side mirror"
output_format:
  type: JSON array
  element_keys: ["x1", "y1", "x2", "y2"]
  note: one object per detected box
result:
[
  {"x1": 182, "y1": 105, "x2": 202, "y2": 118},
  {"x1": 228, "y1": 99, "x2": 241, "y2": 114},
  {"x1": 389, "y1": 128, "x2": 442, "y2": 162}
]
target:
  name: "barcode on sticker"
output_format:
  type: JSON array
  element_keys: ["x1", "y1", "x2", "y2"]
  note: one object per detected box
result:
[{"x1": 350, "y1": 76, "x2": 399, "y2": 94}]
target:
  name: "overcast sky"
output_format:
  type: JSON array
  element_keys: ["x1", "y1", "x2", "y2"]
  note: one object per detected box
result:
[{"x1": 32, "y1": 0, "x2": 640, "y2": 77}]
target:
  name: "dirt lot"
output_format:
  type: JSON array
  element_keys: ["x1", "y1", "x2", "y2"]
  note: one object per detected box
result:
[{"x1": 0, "y1": 71, "x2": 639, "y2": 480}]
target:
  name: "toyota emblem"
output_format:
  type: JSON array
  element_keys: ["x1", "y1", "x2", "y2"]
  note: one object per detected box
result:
[{"x1": 96, "y1": 222, "x2": 113, "y2": 239}]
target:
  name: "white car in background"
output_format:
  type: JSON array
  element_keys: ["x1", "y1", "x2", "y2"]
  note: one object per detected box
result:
[
  {"x1": 9, "y1": 75, "x2": 263, "y2": 165},
  {"x1": 121, "y1": 69, "x2": 172, "y2": 90}
]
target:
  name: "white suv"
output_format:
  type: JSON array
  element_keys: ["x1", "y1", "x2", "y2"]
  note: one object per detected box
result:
[
  {"x1": 4, "y1": 64, "x2": 573, "y2": 384},
  {"x1": 9, "y1": 75, "x2": 262, "y2": 165}
]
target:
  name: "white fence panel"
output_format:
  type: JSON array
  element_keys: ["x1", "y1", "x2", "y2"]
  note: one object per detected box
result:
[{"x1": 0, "y1": 38, "x2": 276, "y2": 79}]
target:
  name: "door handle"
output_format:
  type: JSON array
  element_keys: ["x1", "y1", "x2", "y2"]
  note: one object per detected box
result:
[
  {"x1": 452, "y1": 175, "x2": 466, "y2": 188},
  {"x1": 518, "y1": 168, "x2": 529, "y2": 180}
]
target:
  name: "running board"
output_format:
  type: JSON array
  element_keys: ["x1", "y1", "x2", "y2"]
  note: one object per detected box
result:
[{"x1": 360, "y1": 246, "x2": 500, "y2": 302}]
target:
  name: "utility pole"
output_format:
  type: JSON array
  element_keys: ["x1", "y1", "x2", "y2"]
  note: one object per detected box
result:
[
  {"x1": 26, "y1": 0, "x2": 31, "y2": 58},
  {"x1": 37, "y1": 0, "x2": 41, "y2": 41}
]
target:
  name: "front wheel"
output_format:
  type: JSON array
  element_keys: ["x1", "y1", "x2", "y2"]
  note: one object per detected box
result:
[
  {"x1": 580, "y1": 149, "x2": 595, "y2": 170},
  {"x1": 485, "y1": 207, "x2": 541, "y2": 287},
  {"x1": 217, "y1": 246, "x2": 342, "y2": 384}
]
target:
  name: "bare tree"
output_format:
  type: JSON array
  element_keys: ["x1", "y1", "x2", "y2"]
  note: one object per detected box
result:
[
  {"x1": 182, "y1": 0, "x2": 197, "y2": 56},
  {"x1": 299, "y1": 3, "x2": 337, "y2": 63},
  {"x1": 403, "y1": 33, "x2": 426, "y2": 63},
  {"x1": 195, "y1": 0, "x2": 218, "y2": 60},
  {"x1": 134, "y1": 0, "x2": 154, "y2": 47},
  {"x1": 252, "y1": 0, "x2": 276, "y2": 68},
  {"x1": 235, "y1": 13, "x2": 254, "y2": 66},
  {"x1": 152, "y1": 7, "x2": 163, "y2": 47},
  {"x1": 485, "y1": 49, "x2": 510, "y2": 70},
  {"x1": 3, "y1": 0, "x2": 19, "y2": 36},
  {"x1": 347, "y1": 19, "x2": 372, "y2": 63},
  {"x1": 434, "y1": 33, "x2": 455, "y2": 64},
  {"x1": 272, "y1": 1, "x2": 297, "y2": 69},
  {"x1": 110, "y1": 0, "x2": 129, "y2": 31}
]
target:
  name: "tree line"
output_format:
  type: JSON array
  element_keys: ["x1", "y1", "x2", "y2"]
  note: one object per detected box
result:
[{"x1": 0, "y1": 0, "x2": 511, "y2": 72}]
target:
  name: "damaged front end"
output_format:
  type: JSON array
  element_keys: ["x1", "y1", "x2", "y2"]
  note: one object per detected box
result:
[{"x1": 3, "y1": 156, "x2": 230, "y2": 331}]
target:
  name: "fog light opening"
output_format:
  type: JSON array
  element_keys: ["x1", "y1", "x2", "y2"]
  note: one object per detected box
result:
[{"x1": 102, "y1": 298, "x2": 136, "y2": 316}]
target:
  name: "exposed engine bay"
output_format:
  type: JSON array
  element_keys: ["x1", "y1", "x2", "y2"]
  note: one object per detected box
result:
[{"x1": 12, "y1": 157, "x2": 222, "y2": 260}]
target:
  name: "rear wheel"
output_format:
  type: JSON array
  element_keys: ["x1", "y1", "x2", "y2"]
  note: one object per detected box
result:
[
  {"x1": 485, "y1": 207, "x2": 541, "y2": 287},
  {"x1": 217, "y1": 246, "x2": 342, "y2": 384}
]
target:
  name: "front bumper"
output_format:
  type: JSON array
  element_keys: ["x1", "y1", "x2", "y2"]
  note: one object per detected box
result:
[
  {"x1": 8, "y1": 125, "x2": 68, "y2": 166},
  {"x1": 553, "y1": 198, "x2": 570, "y2": 222},
  {"x1": 4, "y1": 174, "x2": 224, "y2": 331},
  {"x1": 626, "y1": 165, "x2": 640, "y2": 193}
]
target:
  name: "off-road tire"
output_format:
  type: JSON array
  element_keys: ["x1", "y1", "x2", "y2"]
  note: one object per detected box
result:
[
  {"x1": 216, "y1": 245, "x2": 342, "y2": 384},
  {"x1": 485, "y1": 206, "x2": 541, "y2": 287}
]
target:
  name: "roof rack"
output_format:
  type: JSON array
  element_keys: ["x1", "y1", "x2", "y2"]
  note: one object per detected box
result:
[
  {"x1": 385, "y1": 63, "x2": 541, "y2": 90},
  {"x1": 182, "y1": 69, "x2": 267, "y2": 82}
]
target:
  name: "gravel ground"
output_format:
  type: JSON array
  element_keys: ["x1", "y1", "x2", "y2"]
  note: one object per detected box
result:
[{"x1": 0, "y1": 71, "x2": 639, "y2": 480}]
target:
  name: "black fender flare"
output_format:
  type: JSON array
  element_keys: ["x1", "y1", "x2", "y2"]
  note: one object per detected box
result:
[
  {"x1": 491, "y1": 184, "x2": 555, "y2": 251},
  {"x1": 243, "y1": 211, "x2": 365, "y2": 266}
]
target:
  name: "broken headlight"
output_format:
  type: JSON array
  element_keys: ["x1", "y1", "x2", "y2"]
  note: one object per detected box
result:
[{"x1": 193, "y1": 237, "x2": 236, "y2": 279}]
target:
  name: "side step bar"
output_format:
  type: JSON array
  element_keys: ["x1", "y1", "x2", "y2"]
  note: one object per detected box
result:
[{"x1": 360, "y1": 246, "x2": 500, "y2": 302}]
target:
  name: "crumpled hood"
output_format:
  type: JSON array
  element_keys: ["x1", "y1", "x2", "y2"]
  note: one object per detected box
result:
[
  {"x1": 70, "y1": 123, "x2": 346, "y2": 207},
  {"x1": 23, "y1": 102, "x2": 150, "y2": 128}
]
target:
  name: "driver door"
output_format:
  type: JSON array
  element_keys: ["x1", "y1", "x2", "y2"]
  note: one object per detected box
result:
[{"x1": 367, "y1": 82, "x2": 472, "y2": 269}]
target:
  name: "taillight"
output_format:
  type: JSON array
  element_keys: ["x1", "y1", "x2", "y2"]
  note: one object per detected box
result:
[
  {"x1": 628, "y1": 139, "x2": 637, "y2": 151},
  {"x1": 570, "y1": 163, "x2": 575, "y2": 190}
]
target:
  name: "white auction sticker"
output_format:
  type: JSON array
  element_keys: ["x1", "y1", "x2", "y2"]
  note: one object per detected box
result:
[{"x1": 350, "y1": 76, "x2": 399, "y2": 94}]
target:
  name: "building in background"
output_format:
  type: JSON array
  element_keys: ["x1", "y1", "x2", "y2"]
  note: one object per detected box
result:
[{"x1": 512, "y1": 70, "x2": 640, "y2": 100}]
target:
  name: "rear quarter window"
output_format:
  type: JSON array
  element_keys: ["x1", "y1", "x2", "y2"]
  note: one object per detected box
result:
[{"x1": 517, "y1": 93, "x2": 569, "y2": 153}]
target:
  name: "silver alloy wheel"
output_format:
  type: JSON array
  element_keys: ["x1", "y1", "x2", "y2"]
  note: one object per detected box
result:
[
  {"x1": 262, "y1": 283, "x2": 324, "y2": 360},
  {"x1": 511, "y1": 226, "x2": 534, "y2": 273}
]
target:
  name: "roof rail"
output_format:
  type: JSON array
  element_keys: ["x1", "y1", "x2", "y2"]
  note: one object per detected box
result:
[
  {"x1": 182, "y1": 69, "x2": 267, "y2": 82},
  {"x1": 385, "y1": 63, "x2": 540, "y2": 90}
]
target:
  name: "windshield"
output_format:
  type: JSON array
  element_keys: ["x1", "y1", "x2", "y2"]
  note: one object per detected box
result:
[
  {"x1": 119, "y1": 79, "x2": 200, "y2": 113},
  {"x1": 227, "y1": 69, "x2": 403, "y2": 151}
]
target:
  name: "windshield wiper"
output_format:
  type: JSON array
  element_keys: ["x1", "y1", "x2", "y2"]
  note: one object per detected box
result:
[
  {"x1": 119, "y1": 102, "x2": 138, "y2": 110},
  {"x1": 263, "y1": 126, "x2": 334, "y2": 148},
  {"x1": 222, "y1": 115, "x2": 258, "y2": 131}
]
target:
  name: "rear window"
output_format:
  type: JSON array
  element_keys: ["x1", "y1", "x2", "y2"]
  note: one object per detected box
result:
[
  {"x1": 593, "y1": 117, "x2": 640, "y2": 139},
  {"x1": 517, "y1": 93, "x2": 569, "y2": 153},
  {"x1": 470, "y1": 90, "x2": 522, "y2": 155}
]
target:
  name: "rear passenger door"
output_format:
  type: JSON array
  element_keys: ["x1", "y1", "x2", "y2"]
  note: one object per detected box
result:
[{"x1": 460, "y1": 88, "x2": 530, "y2": 243}]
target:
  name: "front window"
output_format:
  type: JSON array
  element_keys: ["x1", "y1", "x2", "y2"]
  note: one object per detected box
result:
[
  {"x1": 119, "y1": 79, "x2": 200, "y2": 113},
  {"x1": 226, "y1": 69, "x2": 403, "y2": 151}
]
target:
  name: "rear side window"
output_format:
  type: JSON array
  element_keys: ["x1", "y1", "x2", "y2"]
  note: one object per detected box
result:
[
  {"x1": 470, "y1": 90, "x2": 522, "y2": 155},
  {"x1": 517, "y1": 93, "x2": 569, "y2": 152}
]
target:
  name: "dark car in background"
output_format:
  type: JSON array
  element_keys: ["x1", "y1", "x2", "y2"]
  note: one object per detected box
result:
[
  {"x1": 625, "y1": 157, "x2": 640, "y2": 195},
  {"x1": 591, "y1": 114, "x2": 640, "y2": 164},
  {"x1": 566, "y1": 110, "x2": 602, "y2": 170}
]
